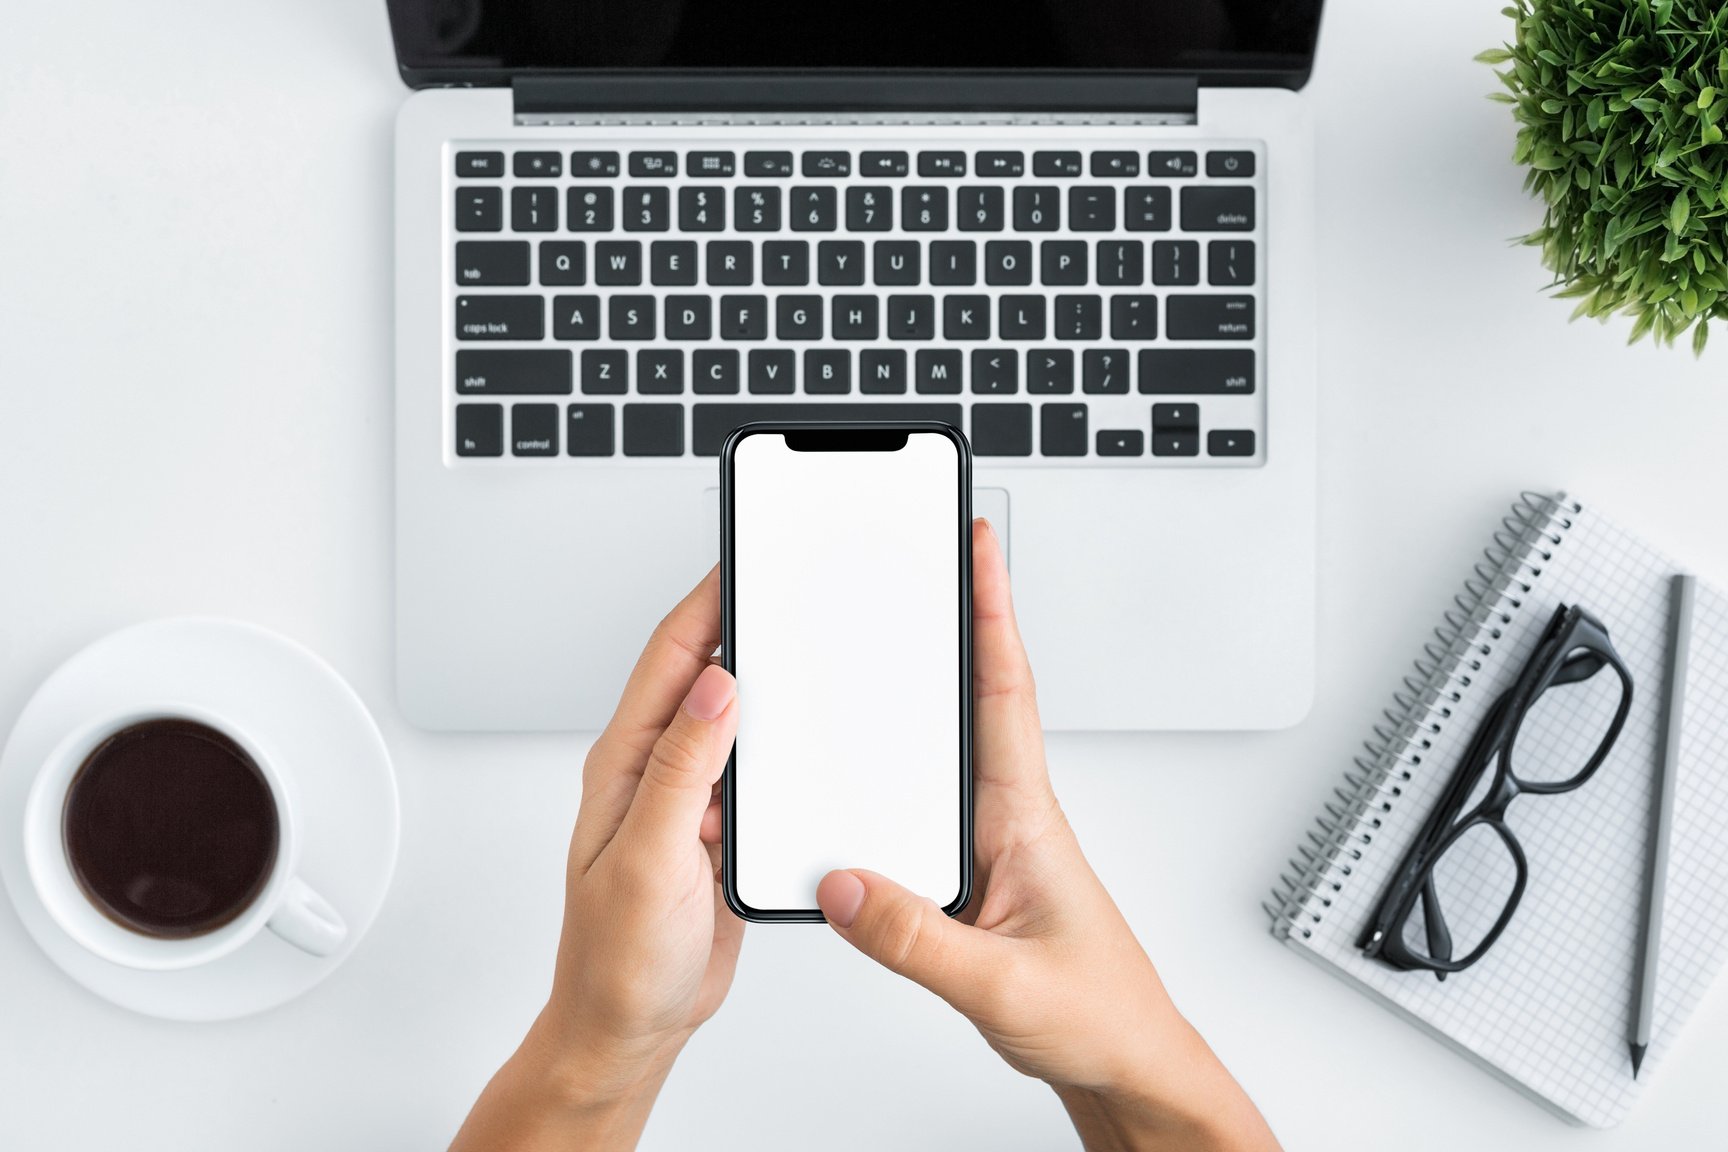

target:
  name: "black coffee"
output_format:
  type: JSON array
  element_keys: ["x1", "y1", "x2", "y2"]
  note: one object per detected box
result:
[{"x1": 63, "y1": 719, "x2": 279, "y2": 939}]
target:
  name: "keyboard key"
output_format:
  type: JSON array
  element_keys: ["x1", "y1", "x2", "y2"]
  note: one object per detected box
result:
[
  {"x1": 918, "y1": 151, "x2": 966, "y2": 177},
  {"x1": 977, "y1": 151, "x2": 1025, "y2": 177},
  {"x1": 1124, "y1": 187, "x2": 1172, "y2": 231},
  {"x1": 455, "y1": 240, "x2": 529, "y2": 286},
  {"x1": 1110, "y1": 295, "x2": 1159, "y2": 340},
  {"x1": 706, "y1": 240, "x2": 753, "y2": 285},
  {"x1": 971, "y1": 404, "x2": 1032, "y2": 456},
  {"x1": 594, "y1": 240, "x2": 642, "y2": 285},
  {"x1": 1082, "y1": 348, "x2": 1129, "y2": 394},
  {"x1": 638, "y1": 349, "x2": 684, "y2": 393},
  {"x1": 629, "y1": 151, "x2": 677, "y2": 177},
  {"x1": 689, "y1": 150, "x2": 736, "y2": 177},
  {"x1": 971, "y1": 350, "x2": 1018, "y2": 394},
  {"x1": 1147, "y1": 150, "x2": 1198, "y2": 177},
  {"x1": 512, "y1": 403, "x2": 559, "y2": 455},
  {"x1": 1068, "y1": 187, "x2": 1115, "y2": 231},
  {"x1": 1152, "y1": 402, "x2": 1199, "y2": 430},
  {"x1": 570, "y1": 151, "x2": 620, "y2": 177},
  {"x1": 651, "y1": 240, "x2": 699, "y2": 285},
  {"x1": 514, "y1": 151, "x2": 562, "y2": 178},
  {"x1": 860, "y1": 349, "x2": 908, "y2": 393},
  {"x1": 456, "y1": 151, "x2": 504, "y2": 178},
  {"x1": 1152, "y1": 240, "x2": 1200, "y2": 286},
  {"x1": 1033, "y1": 151, "x2": 1082, "y2": 177},
  {"x1": 831, "y1": 295, "x2": 879, "y2": 340},
  {"x1": 678, "y1": 187, "x2": 725, "y2": 231},
  {"x1": 735, "y1": 186, "x2": 781, "y2": 231},
  {"x1": 762, "y1": 241, "x2": 810, "y2": 285},
  {"x1": 721, "y1": 295, "x2": 768, "y2": 340},
  {"x1": 874, "y1": 241, "x2": 921, "y2": 285},
  {"x1": 748, "y1": 349, "x2": 796, "y2": 393},
  {"x1": 958, "y1": 187, "x2": 1005, "y2": 232},
  {"x1": 455, "y1": 403, "x2": 503, "y2": 456},
  {"x1": 1137, "y1": 348, "x2": 1255, "y2": 393},
  {"x1": 846, "y1": 187, "x2": 893, "y2": 231},
  {"x1": 998, "y1": 296, "x2": 1046, "y2": 340},
  {"x1": 692, "y1": 403, "x2": 963, "y2": 455},
  {"x1": 1167, "y1": 295, "x2": 1255, "y2": 340},
  {"x1": 566, "y1": 404, "x2": 615, "y2": 455},
  {"x1": 1056, "y1": 295, "x2": 1102, "y2": 340},
  {"x1": 456, "y1": 295, "x2": 543, "y2": 341},
  {"x1": 929, "y1": 241, "x2": 977, "y2": 285},
  {"x1": 805, "y1": 349, "x2": 851, "y2": 393},
  {"x1": 916, "y1": 349, "x2": 963, "y2": 393},
  {"x1": 1028, "y1": 349, "x2": 1075, "y2": 394},
  {"x1": 511, "y1": 187, "x2": 558, "y2": 231},
  {"x1": 693, "y1": 349, "x2": 740, "y2": 394},
  {"x1": 1208, "y1": 240, "x2": 1255, "y2": 286},
  {"x1": 802, "y1": 151, "x2": 851, "y2": 177},
  {"x1": 1206, "y1": 151, "x2": 1255, "y2": 178},
  {"x1": 1041, "y1": 403, "x2": 1088, "y2": 456},
  {"x1": 1096, "y1": 429, "x2": 1144, "y2": 456},
  {"x1": 665, "y1": 296, "x2": 711, "y2": 340},
  {"x1": 456, "y1": 349, "x2": 571, "y2": 395},
  {"x1": 1096, "y1": 240, "x2": 1143, "y2": 285},
  {"x1": 776, "y1": 295, "x2": 823, "y2": 339},
  {"x1": 539, "y1": 240, "x2": 586, "y2": 285},
  {"x1": 622, "y1": 404, "x2": 683, "y2": 456},
  {"x1": 790, "y1": 187, "x2": 837, "y2": 231},
  {"x1": 1040, "y1": 241, "x2": 1088, "y2": 286},
  {"x1": 1180, "y1": 186, "x2": 1255, "y2": 231},
  {"x1": 455, "y1": 187, "x2": 502, "y2": 232},
  {"x1": 1208, "y1": 429, "x2": 1256, "y2": 456},
  {"x1": 818, "y1": 240, "x2": 866, "y2": 285},
  {"x1": 943, "y1": 296, "x2": 990, "y2": 340},
  {"x1": 1152, "y1": 430, "x2": 1199, "y2": 457},
  {"x1": 552, "y1": 295, "x2": 600, "y2": 340},
  {"x1": 581, "y1": 349, "x2": 627, "y2": 394},
  {"x1": 567, "y1": 187, "x2": 614, "y2": 232},
  {"x1": 902, "y1": 187, "x2": 949, "y2": 231},
  {"x1": 1012, "y1": 187, "x2": 1059, "y2": 230},
  {"x1": 861, "y1": 151, "x2": 910, "y2": 177},
  {"x1": 622, "y1": 187, "x2": 670, "y2": 231},
  {"x1": 745, "y1": 151, "x2": 794, "y2": 177},
  {"x1": 887, "y1": 295, "x2": 936, "y2": 340},
  {"x1": 1090, "y1": 151, "x2": 1139, "y2": 178},
  {"x1": 609, "y1": 295, "x2": 656, "y2": 339},
  {"x1": 985, "y1": 240, "x2": 1033, "y2": 286}
]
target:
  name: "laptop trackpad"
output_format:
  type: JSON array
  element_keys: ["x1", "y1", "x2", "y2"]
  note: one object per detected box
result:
[{"x1": 699, "y1": 486, "x2": 1010, "y2": 570}]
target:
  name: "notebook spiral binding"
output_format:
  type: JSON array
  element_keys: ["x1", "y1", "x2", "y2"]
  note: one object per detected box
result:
[{"x1": 1266, "y1": 491, "x2": 1582, "y2": 940}]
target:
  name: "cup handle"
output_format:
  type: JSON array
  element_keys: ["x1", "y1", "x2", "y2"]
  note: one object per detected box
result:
[{"x1": 266, "y1": 876, "x2": 348, "y2": 957}]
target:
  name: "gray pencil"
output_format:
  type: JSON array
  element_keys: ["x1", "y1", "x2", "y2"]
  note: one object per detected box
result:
[{"x1": 1631, "y1": 573, "x2": 1694, "y2": 1078}]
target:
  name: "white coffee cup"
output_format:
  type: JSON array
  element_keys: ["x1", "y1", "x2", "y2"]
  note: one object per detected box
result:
[{"x1": 22, "y1": 703, "x2": 347, "y2": 971}]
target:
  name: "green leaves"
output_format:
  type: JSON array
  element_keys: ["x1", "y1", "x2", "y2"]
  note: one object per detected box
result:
[{"x1": 1484, "y1": 0, "x2": 1728, "y2": 354}]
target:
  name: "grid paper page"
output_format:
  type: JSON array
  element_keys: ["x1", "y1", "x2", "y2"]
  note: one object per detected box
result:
[{"x1": 1286, "y1": 497, "x2": 1728, "y2": 1127}]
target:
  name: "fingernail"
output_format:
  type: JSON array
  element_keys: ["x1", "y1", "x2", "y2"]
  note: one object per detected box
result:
[
  {"x1": 683, "y1": 664, "x2": 736, "y2": 721},
  {"x1": 816, "y1": 870, "x2": 867, "y2": 928},
  {"x1": 975, "y1": 517, "x2": 996, "y2": 541}
]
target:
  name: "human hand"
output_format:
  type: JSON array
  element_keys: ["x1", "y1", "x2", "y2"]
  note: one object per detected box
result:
[
  {"x1": 453, "y1": 569, "x2": 741, "y2": 1152},
  {"x1": 815, "y1": 521, "x2": 1279, "y2": 1152}
]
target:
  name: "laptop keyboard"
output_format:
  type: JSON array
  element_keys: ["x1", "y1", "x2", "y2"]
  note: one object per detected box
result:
[{"x1": 446, "y1": 137, "x2": 1264, "y2": 464}]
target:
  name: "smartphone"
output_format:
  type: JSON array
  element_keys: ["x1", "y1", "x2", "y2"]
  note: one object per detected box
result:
[{"x1": 720, "y1": 421, "x2": 972, "y2": 923}]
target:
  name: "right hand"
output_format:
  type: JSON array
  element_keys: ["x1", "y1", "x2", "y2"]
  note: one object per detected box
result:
[{"x1": 816, "y1": 520, "x2": 1279, "y2": 1150}]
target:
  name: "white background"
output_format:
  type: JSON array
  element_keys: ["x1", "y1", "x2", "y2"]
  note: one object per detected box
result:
[
  {"x1": 732, "y1": 431, "x2": 962, "y2": 913},
  {"x1": 3, "y1": 1, "x2": 1727, "y2": 1147}
]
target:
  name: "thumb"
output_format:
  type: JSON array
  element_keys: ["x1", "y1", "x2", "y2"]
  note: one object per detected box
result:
[
  {"x1": 615, "y1": 664, "x2": 737, "y2": 861},
  {"x1": 817, "y1": 869, "x2": 1001, "y2": 1015}
]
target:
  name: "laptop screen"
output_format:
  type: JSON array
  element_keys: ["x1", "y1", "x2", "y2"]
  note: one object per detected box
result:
[{"x1": 388, "y1": 0, "x2": 1322, "y2": 84}]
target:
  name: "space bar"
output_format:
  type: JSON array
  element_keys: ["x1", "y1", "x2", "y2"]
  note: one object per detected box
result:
[{"x1": 692, "y1": 403, "x2": 964, "y2": 456}]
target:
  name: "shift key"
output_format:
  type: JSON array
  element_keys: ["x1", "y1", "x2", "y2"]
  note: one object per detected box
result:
[
  {"x1": 1138, "y1": 349, "x2": 1255, "y2": 394},
  {"x1": 456, "y1": 349, "x2": 572, "y2": 394},
  {"x1": 1166, "y1": 295, "x2": 1255, "y2": 340}
]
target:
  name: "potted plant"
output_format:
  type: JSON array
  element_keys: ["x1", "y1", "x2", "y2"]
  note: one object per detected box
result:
[{"x1": 1479, "y1": 0, "x2": 1727, "y2": 353}]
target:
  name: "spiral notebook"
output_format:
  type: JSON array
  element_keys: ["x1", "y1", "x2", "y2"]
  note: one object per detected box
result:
[{"x1": 1269, "y1": 492, "x2": 1728, "y2": 1128}]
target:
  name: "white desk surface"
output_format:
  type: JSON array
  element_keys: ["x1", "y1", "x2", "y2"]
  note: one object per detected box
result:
[{"x1": 3, "y1": 1, "x2": 1725, "y2": 1147}]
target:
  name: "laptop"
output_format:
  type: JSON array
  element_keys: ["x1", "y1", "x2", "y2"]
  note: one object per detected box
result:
[{"x1": 389, "y1": 0, "x2": 1322, "y2": 732}]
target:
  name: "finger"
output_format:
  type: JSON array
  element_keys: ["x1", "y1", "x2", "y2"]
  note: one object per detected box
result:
[
  {"x1": 699, "y1": 796, "x2": 723, "y2": 845},
  {"x1": 971, "y1": 520, "x2": 1053, "y2": 805},
  {"x1": 614, "y1": 664, "x2": 739, "y2": 864},
  {"x1": 817, "y1": 869, "x2": 1007, "y2": 1018}
]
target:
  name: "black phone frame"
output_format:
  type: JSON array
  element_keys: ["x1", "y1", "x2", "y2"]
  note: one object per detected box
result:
[{"x1": 719, "y1": 420, "x2": 974, "y2": 924}]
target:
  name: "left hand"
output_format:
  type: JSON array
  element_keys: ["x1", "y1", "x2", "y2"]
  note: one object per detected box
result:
[{"x1": 452, "y1": 567, "x2": 743, "y2": 1151}]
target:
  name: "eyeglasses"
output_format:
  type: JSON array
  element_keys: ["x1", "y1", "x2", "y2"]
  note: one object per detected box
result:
[{"x1": 1360, "y1": 604, "x2": 1634, "y2": 978}]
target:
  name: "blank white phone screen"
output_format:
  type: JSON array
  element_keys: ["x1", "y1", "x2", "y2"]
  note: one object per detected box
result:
[{"x1": 732, "y1": 430, "x2": 962, "y2": 914}]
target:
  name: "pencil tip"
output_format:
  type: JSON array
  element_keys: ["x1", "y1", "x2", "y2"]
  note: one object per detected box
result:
[{"x1": 1630, "y1": 1044, "x2": 1646, "y2": 1079}]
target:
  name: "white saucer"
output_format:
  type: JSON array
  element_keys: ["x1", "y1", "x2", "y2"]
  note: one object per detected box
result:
[{"x1": 0, "y1": 618, "x2": 399, "y2": 1021}]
